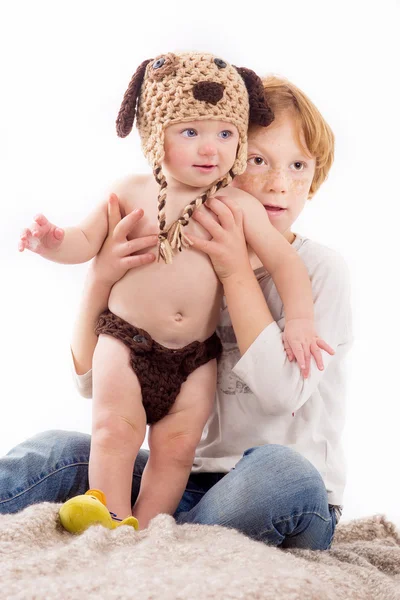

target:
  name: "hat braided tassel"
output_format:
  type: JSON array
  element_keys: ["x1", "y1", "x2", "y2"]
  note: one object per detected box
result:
[
  {"x1": 167, "y1": 219, "x2": 194, "y2": 253},
  {"x1": 155, "y1": 165, "x2": 234, "y2": 263},
  {"x1": 157, "y1": 232, "x2": 174, "y2": 264}
]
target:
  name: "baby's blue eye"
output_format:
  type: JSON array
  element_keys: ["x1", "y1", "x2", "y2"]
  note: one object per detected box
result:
[
  {"x1": 219, "y1": 130, "x2": 232, "y2": 139},
  {"x1": 182, "y1": 129, "x2": 197, "y2": 137}
]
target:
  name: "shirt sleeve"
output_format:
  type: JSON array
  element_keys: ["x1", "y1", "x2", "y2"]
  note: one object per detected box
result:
[
  {"x1": 232, "y1": 252, "x2": 353, "y2": 416},
  {"x1": 70, "y1": 349, "x2": 93, "y2": 399}
]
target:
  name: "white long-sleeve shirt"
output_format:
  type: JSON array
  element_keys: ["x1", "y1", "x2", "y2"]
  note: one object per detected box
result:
[{"x1": 72, "y1": 234, "x2": 353, "y2": 506}]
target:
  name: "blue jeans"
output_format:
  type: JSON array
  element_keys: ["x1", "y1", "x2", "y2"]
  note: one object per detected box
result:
[{"x1": 0, "y1": 430, "x2": 337, "y2": 549}]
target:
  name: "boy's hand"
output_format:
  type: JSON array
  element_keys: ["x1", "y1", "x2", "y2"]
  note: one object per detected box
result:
[
  {"x1": 187, "y1": 196, "x2": 250, "y2": 281},
  {"x1": 282, "y1": 318, "x2": 335, "y2": 378},
  {"x1": 18, "y1": 215, "x2": 64, "y2": 254},
  {"x1": 90, "y1": 193, "x2": 157, "y2": 287}
]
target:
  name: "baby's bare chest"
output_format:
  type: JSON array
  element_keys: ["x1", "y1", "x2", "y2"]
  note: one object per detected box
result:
[{"x1": 110, "y1": 185, "x2": 222, "y2": 336}]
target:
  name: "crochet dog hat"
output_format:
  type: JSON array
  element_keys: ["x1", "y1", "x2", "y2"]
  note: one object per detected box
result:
[{"x1": 116, "y1": 52, "x2": 274, "y2": 263}]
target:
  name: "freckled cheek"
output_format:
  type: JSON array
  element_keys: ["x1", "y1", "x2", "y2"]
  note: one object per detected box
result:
[
  {"x1": 290, "y1": 177, "x2": 312, "y2": 196},
  {"x1": 234, "y1": 171, "x2": 313, "y2": 197},
  {"x1": 234, "y1": 172, "x2": 265, "y2": 195}
]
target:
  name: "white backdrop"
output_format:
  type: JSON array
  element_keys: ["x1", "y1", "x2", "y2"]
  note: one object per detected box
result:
[{"x1": 1, "y1": 1, "x2": 399, "y2": 524}]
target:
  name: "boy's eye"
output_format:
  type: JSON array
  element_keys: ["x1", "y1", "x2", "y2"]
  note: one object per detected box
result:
[
  {"x1": 291, "y1": 161, "x2": 306, "y2": 171},
  {"x1": 219, "y1": 130, "x2": 232, "y2": 139},
  {"x1": 248, "y1": 156, "x2": 265, "y2": 166},
  {"x1": 182, "y1": 129, "x2": 197, "y2": 138}
]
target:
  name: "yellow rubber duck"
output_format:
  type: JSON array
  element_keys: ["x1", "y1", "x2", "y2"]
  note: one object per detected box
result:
[{"x1": 59, "y1": 489, "x2": 139, "y2": 534}]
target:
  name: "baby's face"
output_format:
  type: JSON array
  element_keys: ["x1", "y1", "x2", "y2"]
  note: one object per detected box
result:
[
  {"x1": 233, "y1": 110, "x2": 316, "y2": 241},
  {"x1": 163, "y1": 120, "x2": 239, "y2": 189}
]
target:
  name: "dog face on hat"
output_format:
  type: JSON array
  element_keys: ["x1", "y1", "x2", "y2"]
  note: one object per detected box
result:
[{"x1": 116, "y1": 52, "x2": 274, "y2": 176}]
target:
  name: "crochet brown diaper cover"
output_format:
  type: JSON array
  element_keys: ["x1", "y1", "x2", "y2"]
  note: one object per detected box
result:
[{"x1": 95, "y1": 309, "x2": 222, "y2": 424}]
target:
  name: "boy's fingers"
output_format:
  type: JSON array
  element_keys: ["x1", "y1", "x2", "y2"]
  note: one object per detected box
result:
[
  {"x1": 123, "y1": 235, "x2": 158, "y2": 255},
  {"x1": 185, "y1": 234, "x2": 214, "y2": 256},
  {"x1": 316, "y1": 339, "x2": 335, "y2": 355},
  {"x1": 107, "y1": 194, "x2": 122, "y2": 234},
  {"x1": 115, "y1": 208, "x2": 144, "y2": 241},
  {"x1": 122, "y1": 253, "x2": 155, "y2": 268},
  {"x1": 192, "y1": 208, "x2": 223, "y2": 239},
  {"x1": 215, "y1": 195, "x2": 243, "y2": 225},
  {"x1": 204, "y1": 197, "x2": 235, "y2": 230}
]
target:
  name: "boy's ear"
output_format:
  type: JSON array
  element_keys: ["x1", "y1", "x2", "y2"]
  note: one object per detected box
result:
[
  {"x1": 116, "y1": 59, "x2": 152, "y2": 138},
  {"x1": 234, "y1": 67, "x2": 274, "y2": 127}
]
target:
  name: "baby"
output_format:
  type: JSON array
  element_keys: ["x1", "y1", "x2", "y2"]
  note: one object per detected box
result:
[{"x1": 19, "y1": 52, "x2": 332, "y2": 529}]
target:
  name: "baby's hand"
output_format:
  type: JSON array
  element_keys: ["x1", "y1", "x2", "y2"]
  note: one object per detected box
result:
[
  {"x1": 18, "y1": 214, "x2": 64, "y2": 254},
  {"x1": 282, "y1": 318, "x2": 335, "y2": 378}
]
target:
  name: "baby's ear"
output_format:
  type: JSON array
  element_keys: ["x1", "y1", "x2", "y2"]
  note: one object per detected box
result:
[
  {"x1": 234, "y1": 67, "x2": 274, "y2": 127},
  {"x1": 116, "y1": 59, "x2": 152, "y2": 137}
]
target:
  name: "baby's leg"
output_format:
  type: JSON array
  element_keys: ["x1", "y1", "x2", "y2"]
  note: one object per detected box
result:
[
  {"x1": 132, "y1": 358, "x2": 217, "y2": 529},
  {"x1": 90, "y1": 334, "x2": 146, "y2": 520}
]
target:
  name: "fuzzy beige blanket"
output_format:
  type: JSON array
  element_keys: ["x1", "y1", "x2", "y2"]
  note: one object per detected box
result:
[{"x1": 0, "y1": 504, "x2": 399, "y2": 599}]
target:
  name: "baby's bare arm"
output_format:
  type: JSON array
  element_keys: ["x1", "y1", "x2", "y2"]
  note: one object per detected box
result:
[
  {"x1": 46, "y1": 225, "x2": 103, "y2": 264},
  {"x1": 19, "y1": 200, "x2": 110, "y2": 264},
  {"x1": 234, "y1": 190, "x2": 314, "y2": 321}
]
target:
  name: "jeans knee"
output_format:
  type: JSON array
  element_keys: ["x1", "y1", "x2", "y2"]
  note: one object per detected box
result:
[
  {"x1": 242, "y1": 444, "x2": 325, "y2": 496},
  {"x1": 31, "y1": 429, "x2": 91, "y2": 463},
  {"x1": 243, "y1": 444, "x2": 303, "y2": 467}
]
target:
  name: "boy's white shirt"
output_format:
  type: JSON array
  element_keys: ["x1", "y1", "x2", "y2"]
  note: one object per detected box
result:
[{"x1": 71, "y1": 233, "x2": 353, "y2": 506}]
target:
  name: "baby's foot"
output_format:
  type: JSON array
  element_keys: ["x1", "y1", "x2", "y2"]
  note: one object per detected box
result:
[{"x1": 110, "y1": 511, "x2": 139, "y2": 530}]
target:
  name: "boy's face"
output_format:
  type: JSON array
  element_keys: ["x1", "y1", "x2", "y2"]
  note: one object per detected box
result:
[
  {"x1": 233, "y1": 111, "x2": 316, "y2": 242},
  {"x1": 163, "y1": 120, "x2": 239, "y2": 189}
]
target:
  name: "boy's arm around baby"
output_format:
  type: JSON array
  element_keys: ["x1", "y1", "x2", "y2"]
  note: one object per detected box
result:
[{"x1": 190, "y1": 191, "x2": 333, "y2": 376}]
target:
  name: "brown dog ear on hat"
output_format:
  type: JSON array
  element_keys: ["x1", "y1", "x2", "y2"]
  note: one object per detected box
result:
[
  {"x1": 234, "y1": 67, "x2": 274, "y2": 128},
  {"x1": 116, "y1": 59, "x2": 152, "y2": 138}
]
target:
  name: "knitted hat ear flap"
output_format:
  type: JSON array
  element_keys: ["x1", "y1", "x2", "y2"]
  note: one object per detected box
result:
[
  {"x1": 116, "y1": 59, "x2": 152, "y2": 138},
  {"x1": 144, "y1": 123, "x2": 165, "y2": 171},
  {"x1": 231, "y1": 134, "x2": 248, "y2": 176},
  {"x1": 234, "y1": 67, "x2": 274, "y2": 127}
]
